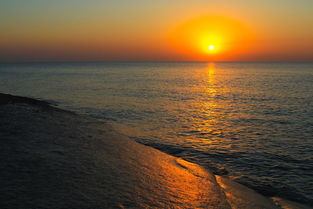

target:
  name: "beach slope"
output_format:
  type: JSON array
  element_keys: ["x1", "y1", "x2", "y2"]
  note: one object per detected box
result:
[{"x1": 0, "y1": 93, "x2": 310, "y2": 209}]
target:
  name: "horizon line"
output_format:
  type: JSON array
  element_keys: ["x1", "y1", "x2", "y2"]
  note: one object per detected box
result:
[{"x1": 1, "y1": 60, "x2": 313, "y2": 65}]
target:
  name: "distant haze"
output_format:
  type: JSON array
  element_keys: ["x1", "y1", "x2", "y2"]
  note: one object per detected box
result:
[{"x1": 1, "y1": 0, "x2": 313, "y2": 62}]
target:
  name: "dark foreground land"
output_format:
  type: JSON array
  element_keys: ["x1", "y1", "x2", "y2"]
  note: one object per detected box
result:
[{"x1": 0, "y1": 93, "x2": 311, "y2": 209}]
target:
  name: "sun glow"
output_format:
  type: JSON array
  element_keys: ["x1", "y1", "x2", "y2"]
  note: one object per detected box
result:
[
  {"x1": 205, "y1": 44, "x2": 217, "y2": 54},
  {"x1": 168, "y1": 16, "x2": 254, "y2": 60}
]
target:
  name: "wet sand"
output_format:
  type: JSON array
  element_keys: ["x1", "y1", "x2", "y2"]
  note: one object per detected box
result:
[{"x1": 0, "y1": 93, "x2": 311, "y2": 209}]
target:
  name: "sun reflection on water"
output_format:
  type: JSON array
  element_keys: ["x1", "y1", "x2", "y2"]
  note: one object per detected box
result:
[
  {"x1": 206, "y1": 62, "x2": 217, "y2": 96},
  {"x1": 182, "y1": 62, "x2": 227, "y2": 149}
]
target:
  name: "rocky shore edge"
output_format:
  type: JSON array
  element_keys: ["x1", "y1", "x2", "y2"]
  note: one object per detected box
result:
[{"x1": 0, "y1": 93, "x2": 311, "y2": 209}]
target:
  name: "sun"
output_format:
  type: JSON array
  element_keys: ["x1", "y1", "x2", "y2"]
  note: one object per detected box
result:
[
  {"x1": 208, "y1": 45, "x2": 215, "y2": 51},
  {"x1": 205, "y1": 44, "x2": 217, "y2": 54},
  {"x1": 168, "y1": 16, "x2": 254, "y2": 60}
]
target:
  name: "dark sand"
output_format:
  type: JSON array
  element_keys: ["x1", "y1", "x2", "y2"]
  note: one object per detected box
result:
[{"x1": 0, "y1": 93, "x2": 311, "y2": 209}]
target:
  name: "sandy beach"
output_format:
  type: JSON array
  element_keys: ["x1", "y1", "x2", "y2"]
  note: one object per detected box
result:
[{"x1": 0, "y1": 93, "x2": 311, "y2": 209}]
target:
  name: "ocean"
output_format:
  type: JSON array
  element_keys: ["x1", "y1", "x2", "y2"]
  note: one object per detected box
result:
[{"x1": 0, "y1": 62, "x2": 312, "y2": 204}]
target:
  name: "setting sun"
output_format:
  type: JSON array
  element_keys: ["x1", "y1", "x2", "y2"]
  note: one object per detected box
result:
[
  {"x1": 207, "y1": 45, "x2": 215, "y2": 53},
  {"x1": 168, "y1": 16, "x2": 254, "y2": 60}
]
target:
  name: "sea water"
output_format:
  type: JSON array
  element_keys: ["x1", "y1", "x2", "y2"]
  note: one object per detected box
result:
[{"x1": 0, "y1": 62, "x2": 312, "y2": 204}]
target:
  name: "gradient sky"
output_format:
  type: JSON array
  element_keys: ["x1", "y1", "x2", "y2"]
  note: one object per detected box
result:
[{"x1": 1, "y1": 0, "x2": 313, "y2": 62}]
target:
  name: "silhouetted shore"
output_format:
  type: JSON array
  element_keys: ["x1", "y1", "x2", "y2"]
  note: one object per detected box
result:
[{"x1": 0, "y1": 93, "x2": 311, "y2": 209}]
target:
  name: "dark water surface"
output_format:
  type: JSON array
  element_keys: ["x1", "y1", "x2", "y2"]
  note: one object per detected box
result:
[{"x1": 1, "y1": 62, "x2": 312, "y2": 204}]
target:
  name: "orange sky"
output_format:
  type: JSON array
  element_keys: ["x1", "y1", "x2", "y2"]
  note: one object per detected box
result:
[{"x1": 1, "y1": 0, "x2": 313, "y2": 62}]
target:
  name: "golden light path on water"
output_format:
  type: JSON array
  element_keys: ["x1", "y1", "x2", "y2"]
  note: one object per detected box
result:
[{"x1": 183, "y1": 63, "x2": 228, "y2": 149}]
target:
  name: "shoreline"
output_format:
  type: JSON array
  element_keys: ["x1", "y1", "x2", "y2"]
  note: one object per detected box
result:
[{"x1": 0, "y1": 93, "x2": 311, "y2": 209}]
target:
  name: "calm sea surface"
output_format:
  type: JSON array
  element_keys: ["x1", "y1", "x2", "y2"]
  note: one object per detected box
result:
[{"x1": 1, "y1": 62, "x2": 313, "y2": 204}]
